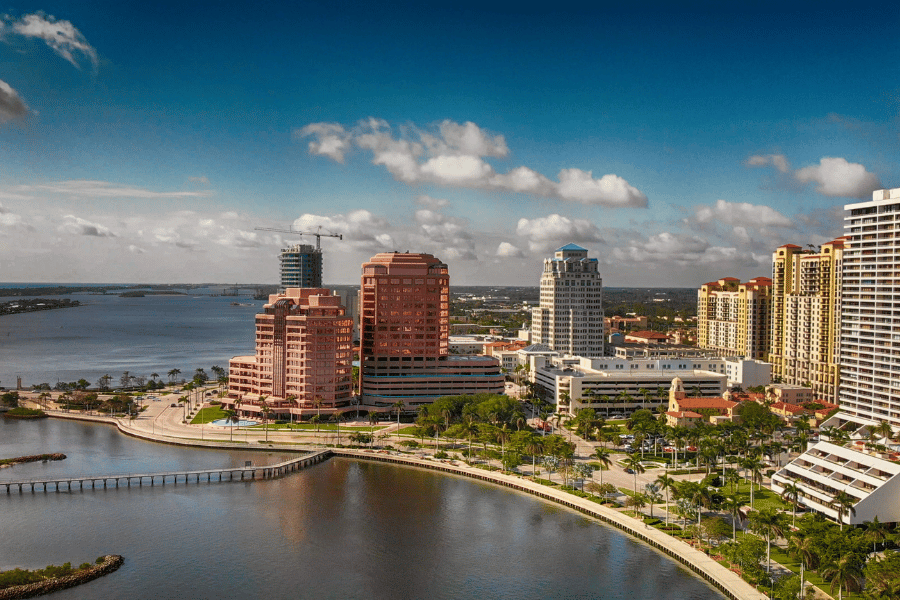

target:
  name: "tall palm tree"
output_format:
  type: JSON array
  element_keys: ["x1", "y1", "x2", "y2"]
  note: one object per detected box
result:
[
  {"x1": 788, "y1": 532, "x2": 818, "y2": 598},
  {"x1": 742, "y1": 455, "x2": 764, "y2": 507},
  {"x1": 525, "y1": 433, "x2": 544, "y2": 476},
  {"x1": 623, "y1": 454, "x2": 645, "y2": 494},
  {"x1": 655, "y1": 473, "x2": 675, "y2": 526},
  {"x1": 260, "y1": 398, "x2": 272, "y2": 443},
  {"x1": 223, "y1": 408, "x2": 239, "y2": 442},
  {"x1": 863, "y1": 516, "x2": 888, "y2": 553},
  {"x1": 458, "y1": 414, "x2": 479, "y2": 461},
  {"x1": 168, "y1": 368, "x2": 181, "y2": 383},
  {"x1": 496, "y1": 423, "x2": 511, "y2": 471},
  {"x1": 331, "y1": 412, "x2": 343, "y2": 446},
  {"x1": 393, "y1": 399, "x2": 405, "y2": 434},
  {"x1": 594, "y1": 448, "x2": 613, "y2": 487},
  {"x1": 313, "y1": 396, "x2": 324, "y2": 433},
  {"x1": 831, "y1": 490, "x2": 857, "y2": 531},
  {"x1": 821, "y1": 554, "x2": 863, "y2": 600},
  {"x1": 721, "y1": 493, "x2": 743, "y2": 540},
  {"x1": 780, "y1": 482, "x2": 802, "y2": 527},
  {"x1": 748, "y1": 508, "x2": 785, "y2": 573}
]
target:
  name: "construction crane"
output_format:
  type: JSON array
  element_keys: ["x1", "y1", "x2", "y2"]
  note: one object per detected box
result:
[{"x1": 254, "y1": 225, "x2": 343, "y2": 250}]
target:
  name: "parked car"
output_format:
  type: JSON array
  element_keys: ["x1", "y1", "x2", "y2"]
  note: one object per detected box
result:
[{"x1": 624, "y1": 468, "x2": 634, "y2": 474}]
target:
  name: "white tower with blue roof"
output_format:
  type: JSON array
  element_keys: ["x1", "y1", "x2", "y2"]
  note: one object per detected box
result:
[{"x1": 531, "y1": 243, "x2": 604, "y2": 357}]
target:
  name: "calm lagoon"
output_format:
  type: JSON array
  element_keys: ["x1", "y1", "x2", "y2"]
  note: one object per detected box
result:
[{"x1": 0, "y1": 418, "x2": 723, "y2": 600}]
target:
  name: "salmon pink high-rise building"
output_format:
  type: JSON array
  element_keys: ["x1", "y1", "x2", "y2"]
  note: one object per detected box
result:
[
  {"x1": 359, "y1": 252, "x2": 503, "y2": 409},
  {"x1": 227, "y1": 288, "x2": 354, "y2": 419}
]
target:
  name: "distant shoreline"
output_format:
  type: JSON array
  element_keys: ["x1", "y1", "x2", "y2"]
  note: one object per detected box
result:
[{"x1": 0, "y1": 299, "x2": 80, "y2": 317}]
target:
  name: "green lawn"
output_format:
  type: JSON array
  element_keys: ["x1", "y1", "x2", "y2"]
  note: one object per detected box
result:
[
  {"x1": 768, "y1": 544, "x2": 864, "y2": 599},
  {"x1": 723, "y1": 480, "x2": 792, "y2": 511},
  {"x1": 191, "y1": 406, "x2": 226, "y2": 424}
]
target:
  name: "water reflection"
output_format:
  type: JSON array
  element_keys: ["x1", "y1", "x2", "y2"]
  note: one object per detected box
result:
[{"x1": 1, "y1": 420, "x2": 723, "y2": 600}]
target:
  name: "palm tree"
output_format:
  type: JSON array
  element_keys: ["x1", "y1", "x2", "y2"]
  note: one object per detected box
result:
[
  {"x1": 168, "y1": 368, "x2": 181, "y2": 383},
  {"x1": 223, "y1": 408, "x2": 239, "y2": 442},
  {"x1": 831, "y1": 490, "x2": 857, "y2": 530},
  {"x1": 742, "y1": 455, "x2": 764, "y2": 507},
  {"x1": 392, "y1": 399, "x2": 405, "y2": 433},
  {"x1": 655, "y1": 473, "x2": 675, "y2": 526},
  {"x1": 788, "y1": 532, "x2": 818, "y2": 598},
  {"x1": 748, "y1": 508, "x2": 785, "y2": 573},
  {"x1": 821, "y1": 554, "x2": 864, "y2": 600},
  {"x1": 496, "y1": 423, "x2": 511, "y2": 471},
  {"x1": 331, "y1": 412, "x2": 343, "y2": 446},
  {"x1": 623, "y1": 454, "x2": 645, "y2": 494},
  {"x1": 594, "y1": 448, "x2": 613, "y2": 487},
  {"x1": 525, "y1": 433, "x2": 544, "y2": 476},
  {"x1": 313, "y1": 396, "x2": 324, "y2": 433},
  {"x1": 260, "y1": 398, "x2": 273, "y2": 443},
  {"x1": 721, "y1": 493, "x2": 743, "y2": 540},
  {"x1": 150, "y1": 372, "x2": 159, "y2": 383},
  {"x1": 780, "y1": 481, "x2": 802, "y2": 527},
  {"x1": 863, "y1": 516, "x2": 888, "y2": 553}
]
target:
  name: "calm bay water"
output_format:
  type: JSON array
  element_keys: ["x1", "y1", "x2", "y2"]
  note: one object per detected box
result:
[
  {"x1": 0, "y1": 290, "x2": 261, "y2": 388},
  {"x1": 0, "y1": 419, "x2": 724, "y2": 599}
]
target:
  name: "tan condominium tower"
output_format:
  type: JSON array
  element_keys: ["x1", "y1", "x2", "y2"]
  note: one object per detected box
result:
[
  {"x1": 769, "y1": 239, "x2": 845, "y2": 401},
  {"x1": 697, "y1": 276, "x2": 772, "y2": 360},
  {"x1": 531, "y1": 244, "x2": 604, "y2": 357},
  {"x1": 840, "y1": 188, "x2": 900, "y2": 427}
]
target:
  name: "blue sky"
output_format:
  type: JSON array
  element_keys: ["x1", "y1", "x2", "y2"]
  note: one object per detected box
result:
[{"x1": 0, "y1": 1, "x2": 896, "y2": 286}]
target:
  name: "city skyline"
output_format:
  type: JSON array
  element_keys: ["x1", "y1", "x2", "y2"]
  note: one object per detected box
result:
[{"x1": 0, "y1": 2, "x2": 896, "y2": 286}]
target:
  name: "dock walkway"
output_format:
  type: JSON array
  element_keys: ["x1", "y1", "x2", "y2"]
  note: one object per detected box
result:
[{"x1": 1, "y1": 450, "x2": 331, "y2": 493}]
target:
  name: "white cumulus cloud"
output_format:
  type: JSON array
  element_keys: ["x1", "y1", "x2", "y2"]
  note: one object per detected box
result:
[
  {"x1": 694, "y1": 199, "x2": 792, "y2": 227},
  {"x1": 748, "y1": 152, "x2": 880, "y2": 199},
  {"x1": 516, "y1": 214, "x2": 603, "y2": 253},
  {"x1": 9, "y1": 12, "x2": 98, "y2": 71},
  {"x1": 496, "y1": 242, "x2": 524, "y2": 257},
  {"x1": 0, "y1": 79, "x2": 29, "y2": 123},
  {"x1": 795, "y1": 157, "x2": 881, "y2": 198},
  {"x1": 298, "y1": 118, "x2": 648, "y2": 208},
  {"x1": 59, "y1": 215, "x2": 115, "y2": 237}
]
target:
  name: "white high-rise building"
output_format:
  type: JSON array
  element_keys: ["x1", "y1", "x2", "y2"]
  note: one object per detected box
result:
[
  {"x1": 772, "y1": 188, "x2": 900, "y2": 527},
  {"x1": 531, "y1": 244, "x2": 604, "y2": 357},
  {"x1": 839, "y1": 188, "x2": 900, "y2": 428}
]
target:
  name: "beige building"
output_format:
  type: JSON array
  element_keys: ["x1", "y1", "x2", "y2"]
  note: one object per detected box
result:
[
  {"x1": 697, "y1": 276, "x2": 772, "y2": 360},
  {"x1": 531, "y1": 244, "x2": 604, "y2": 357},
  {"x1": 769, "y1": 240, "x2": 844, "y2": 401}
]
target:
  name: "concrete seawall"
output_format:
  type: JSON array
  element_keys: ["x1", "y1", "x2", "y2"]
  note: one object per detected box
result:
[
  {"x1": 41, "y1": 413, "x2": 768, "y2": 600},
  {"x1": 332, "y1": 449, "x2": 768, "y2": 600}
]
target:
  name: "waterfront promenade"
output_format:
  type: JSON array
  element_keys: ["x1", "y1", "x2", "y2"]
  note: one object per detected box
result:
[{"x1": 11, "y1": 394, "x2": 772, "y2": 600}]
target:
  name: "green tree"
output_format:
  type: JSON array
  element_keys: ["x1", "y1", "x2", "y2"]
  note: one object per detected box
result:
[
  {"x1": 594, "y1": 448, "x2": 613, "y2": 487},
  {"x1": 623, "y1": 454, "x2": 645, "y2": 494},
  {"x1": 831, "y1": 490, "x2": 857, "y2": 531},
  {"x1": 748, "y1": 508, "x2": 786, "y2": 574},
  {"x1": 820, "y1": 554, "x2": 864, "y2": 600},
  {"x1": 223, "y1": 408, "x2": 239, "y2": 442},
  {"x1": 780, "y1": 482, "x2": 802, "y2": 528},
  {"x1": 655, "y1": 473, "x2": 676, "y2": 526}
]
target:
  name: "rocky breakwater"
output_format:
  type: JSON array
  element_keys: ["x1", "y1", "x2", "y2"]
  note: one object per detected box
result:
[
  {"x1": 0, "y1": 454, "x2": 66, "y2": 469},
  {"x1": 0, "y1": 555, "x2": 123, "y2": 600}
]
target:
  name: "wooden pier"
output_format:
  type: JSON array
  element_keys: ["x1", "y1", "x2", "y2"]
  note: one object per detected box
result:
[{"x1": 1, "y1": 450, "x2": 332, "y2": 494}]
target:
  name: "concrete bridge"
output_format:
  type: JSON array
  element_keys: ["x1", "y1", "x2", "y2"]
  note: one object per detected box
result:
[{"x1": 1, "y1": 450, "x2": 331, "y2": 494}]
